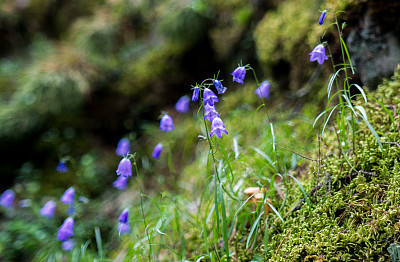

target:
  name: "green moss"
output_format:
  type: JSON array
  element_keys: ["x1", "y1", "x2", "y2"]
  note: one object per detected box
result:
[{"x1": 257, "y1": 69, "x2": 400, "y2": 261}]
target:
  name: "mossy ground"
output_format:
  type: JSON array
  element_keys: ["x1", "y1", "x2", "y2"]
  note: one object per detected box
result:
[{"x1": 244, "y1": 69, "x2": 400, "y2": 261}]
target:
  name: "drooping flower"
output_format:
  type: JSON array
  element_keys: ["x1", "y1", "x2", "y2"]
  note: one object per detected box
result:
[
  {"x1": 116, "y1": 138, "x2": 130, "y2": 157},
  {"x1": 152, "y1": 143, "x2": 163, "y2": 159},
  {"x1": 118, "y1": 222, "x2": 130, "y2": 235},
  {"x1": 254, "y1": 81, "x2": 271, "y2": 99},
  {"x1": 204, "y1": 103, "x2": 220, "y2": 122},
  {"x1": 213, "y1": 80, "x2": 227, "y2": 94},
  {"x1": 192, "y1": 86, "x2": 200, "y2": 102},
  {"x1": 210, "y1": 117, "x2": 228, "y2": 138},
  {"x1": 117, "y1": 208, "x2": 130, "y2": 235},
  {"x1": 231, "y1": 66, "x2": 246, "y2": 84},
  {"x1": 78, "y1": 196, "x2": 89, "y2": 203},
  {"x1": 57, "y1": 161, "x2": 68, "y2": 173},
  {"x1": 62, "y1": 239, "x2": 75, "y2": 251},
  {"x1": 60, "y1": 187, "x2": 75, "y2": 205},
  {"x1": 57, "y1": 217, "x2": 74, "y2": 241},
  {"x1": 203, "y1": 88, "x2": 219, "y2": 106},
  {"x1": 0, "y1": 189, "x2": 15, "y2": 210},
  {"x1": 118, "y1": 208, "x2": 129, "y2": 224},
  {"x1": 309, "y1": 44, "x2": 328, "y2": 65},
  {"x1": 160, "y1": 114, "x2": 174, "y2": 132},
  {"x1": 19, "y1": 199, "x2": 31, "y2": 208},
  {"x1": 40, "y1": 200, "x2": 56, "y2": 219},
  {"x1": 116, "y1": 158, "x2": 132, "y2": 178},
  {"x1": 113, "y1": 176, "x2": 129, "y2": 190},
  {"x1": 319, "y1": 10, "x2": 327, "y2": 25},
  {"x1": 175, "y1": 96, "x2": 190, "y2": 113}
]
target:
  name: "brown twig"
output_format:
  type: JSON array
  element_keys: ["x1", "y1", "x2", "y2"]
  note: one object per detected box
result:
[
  {"x1": 273, "y1": 144, "x2": 318, "y2": 162},
  {"x1": 380, "y1": 141, "x2": 400, "y2": 150},
  {"x1": 275, "y1": 228, "x2": 293, "y2": 256}
]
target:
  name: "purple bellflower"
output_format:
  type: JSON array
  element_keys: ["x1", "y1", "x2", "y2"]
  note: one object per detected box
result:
[
  {"x1": 160, "y1": 114, "x2": 174, "y2": 132},
  {"x1": 152, "y1": 143, "x2": 163, "y2": 159},
  {"x1": 203, "y1": 88, "x2": 219, "y2": 106},
  {"x1": 57, "y1": 161, "x2": 68, "y2": 173},
  {"x1": 210, "y1": 117, "x2": 228, "y2": 138},
  {"x1": 62, "y1": 239, "x2": 75, "y2": 251},
  {"x1": 192, "y1": 86, "x2": 200, "y2": 102},
  {"x1": 204, "y1": 104, "x2": 220, "y2": 122},
  {"x1": 309, "y1": 44, "x2": 328, "y2": 65},
  {"x1": 40, "y1": 200, "x2": 56, "y2": 218},
  {"x1": 113, "y1": 176, "x2": 129, "y2": 190},
  {"x1": 57, "y1": 217, "x2": 74, "y2": 241},
  {"x1": 319, "y1": 10, "x2": 327, "y2": 25},
  {"x1": 0, "y1": 189, "x2": 15, "y2": 210},
  {"x1": 213, "y1": 80, "x2": 227, "y2": 94},
  {"x1": 116, "y1": 138, "x2": 130, "y2": 157},
  {"x1": 60, "y1": 187, "x2": 75, "y2": 205},
  {"x1": 231, "y1": 66, "x2": 246, "y2": 84},
  {"x1": 254, "y1": 81, "x2": 271, "y2": 99},
  {"x1": 118, "y1": 222, "x2": 130, "y2": 235},
  {"x1": 116, "y1": 158, "x2": 132, "y2": 178},
  {"x1": 118, "y1": 208, "x2": 129, "y2": 224},
  {"x1": 175, "y1": 96, "x2": 190, "y2": 113},
  {"x1": 118, "y1": 208, "x2": 130, "y2": 235}
]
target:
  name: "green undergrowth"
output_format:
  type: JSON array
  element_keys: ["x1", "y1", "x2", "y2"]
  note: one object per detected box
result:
[{"x1": 115, "y1": 69, "x2": 400, "y2": 261}]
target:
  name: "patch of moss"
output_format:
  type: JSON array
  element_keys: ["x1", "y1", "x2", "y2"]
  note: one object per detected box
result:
[{"x1": 257, "y1": 69, "x2": 400, "y2": 261}]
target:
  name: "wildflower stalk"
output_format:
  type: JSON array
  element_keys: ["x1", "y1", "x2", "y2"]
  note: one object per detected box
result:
[
  {"x1": 132, "y1": 155, "x2": 153, "y2": 260},
  {"x1": 198, "y1": 88, "x2": 230, "y2": 261}
]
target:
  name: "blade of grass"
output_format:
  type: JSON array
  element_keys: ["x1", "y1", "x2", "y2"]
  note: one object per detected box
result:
[
  {"x1": 341, "y1": 37, "x2": 355, "y2": 74},
  {"x1": 219, "y1": 185, "x2": 230, "y2": 261},
  {"x1": 287, "y1": 173, "x2": 312, "y2": 217},
  {"x1": 246, "y1": 210, "x2": 264, "y2": 249},
  {"x1": 94, "y1": 227, "x2": 103, "y2": 259}
]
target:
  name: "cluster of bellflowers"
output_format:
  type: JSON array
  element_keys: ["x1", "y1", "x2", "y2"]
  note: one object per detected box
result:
[
  {"x1": 151, "y1": 93, "x2": 190, "y2": 160},
  {"x1": 191, "y1": 65, "x2": 272, "y2": 139},
  {"x1": 309, "y1": 9, "x2": 329, "y2": 65},
  {"x1": 0, "y1": 179, "x2": 81, "y2": 251}
]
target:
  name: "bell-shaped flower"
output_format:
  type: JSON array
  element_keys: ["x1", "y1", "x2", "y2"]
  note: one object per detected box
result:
[
  {"x1": 118, "y1": 208, "x2": 129, "y2": 224},
  {"x1": 62, "y1": 239, "x2": 75, "y2": 251},
  {"x1": 319, "y1": 10, "x2": 327, "y2": 25},
  {"x1": 0, "y1": 189, "x2": 15, "y2": 210},
  {"x1": 57, "y1": 161, "x2": 68, "y2": 173},
  {"x1": 160, "y1": 114, "x2": 174, "y2": 132},
  {"x1": 40, "y1": 200, "x2": 56, "y2": 219},
  {"x1": 213, "y1": 80, "x2": 227, "y2": 94},
  {"x1": 210, "y1": 117, "x2": 228, "y2": 138},
  {"x1": 204, "y1": 104, "x2": 220, "y2": 122},
  {"x1": 60, "y1": 187, "x2": 75, "y2": 205},
  {"x1": 118, "y1": 222, "x2": 130, "y2": 235},
  {"x1": 116, "y1": 138, "x2": 130, "y2": 157},
  {"x1": 309, "y1": 44, "x2": 328, "y2": 65},
  {"x1": 152, "y1": 143, "x2": 163, "y2": 159},
  {"x1": 192, "y1": 86, "x2": 200, "y2": 102},
  {"x1": 203, "y1": 88, "x2": 219, "y2": 106},
  {"x1": 113, "y1": 176, "x2": 129, "y2": 190},
  {"x1": 231, "y1": 66, "x2": 246, "y2": 84},
  {"x1": 116, "y1": 158, "x2": 132, "y2": 178},
  {"x1": 254, "y1": 81, "x2": 271, "y2": 99},
  {"x1": 57, "y1": 217, "x2": 74, "y2": 241},
  {"x1": 175, "y1": 96, "x2": 190, "y2": 113}
]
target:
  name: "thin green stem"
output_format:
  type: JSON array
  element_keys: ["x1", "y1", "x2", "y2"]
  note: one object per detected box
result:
[{"x1": 133, "y1": 155, "x2": 153, "y2": 259}]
